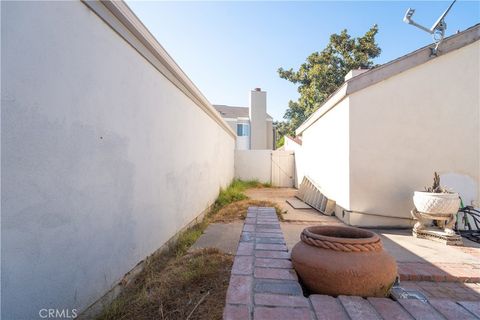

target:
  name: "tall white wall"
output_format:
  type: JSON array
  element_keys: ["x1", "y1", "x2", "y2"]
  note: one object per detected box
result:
[
  {"x1": 301, "y1": 98, "x2": 351, "y2": 209},
  {"x1": 1, "y1": 2, "x2": 234, "y2": 319},
  {"x1": 283, "y1": 137, "x2": 304, "y2": 188},
  {"x1": 349, "y1": 40, "x2": 479, "y2": 224},
  {"x1": 235, "y1": 150, "x2": 272, "y2": 183}
]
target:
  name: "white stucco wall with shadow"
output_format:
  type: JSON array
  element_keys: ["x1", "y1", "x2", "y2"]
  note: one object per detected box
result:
[
  {"x1": 298, "y1": 35, "x2": 479, "y2": 228},
  {"x1": 349, "y1": 40, "x2": 479, "y2": 226},
  {"x1": 1, "y1": 1, "x2": 235, "y2": 318}
]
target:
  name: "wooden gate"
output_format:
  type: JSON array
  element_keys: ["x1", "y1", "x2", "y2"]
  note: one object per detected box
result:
[{"x1": 271, "y1": 150, "x2": 295, "y2": 187}]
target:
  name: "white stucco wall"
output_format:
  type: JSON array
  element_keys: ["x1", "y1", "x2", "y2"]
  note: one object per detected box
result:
[
  {"x1": 283, "y1": 137, "x2": 304, "y2": 188},
  {"x1": 266, "y1": 120, "x2": 274, "y2": 150},
  {"x1": 237, "y1": 135, "x2": 250, "y2": 150},
  {"x1": 349, "y1": 40, "x2": 479, "y2": 225},
  {"x1": 235, "y1": 150, "x2": 272, "y2": 183},
  {"x1": 300, "y1": 98, "x2": 351, "y2": 209},
  {"x1": 1, "y1": 2, "x2": 235, "y2": 319}
]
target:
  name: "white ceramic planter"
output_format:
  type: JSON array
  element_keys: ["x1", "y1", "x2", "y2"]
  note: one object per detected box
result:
[{"x1": 413, "y1": 191, "x2": 460, "y2": 215}]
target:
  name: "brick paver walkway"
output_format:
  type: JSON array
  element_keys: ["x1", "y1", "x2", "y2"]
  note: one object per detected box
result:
[
  {"x1": 401, "y1": 281, "x2": 480, "y2": 301},
  {"x1": 398, "y1": 262, "x2": 480, "y2": 282},
  {"x1": 223, "y1": 207, "x2": 480, "y2": 320}
]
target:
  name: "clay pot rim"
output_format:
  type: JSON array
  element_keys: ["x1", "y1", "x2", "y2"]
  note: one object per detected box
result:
[{"x1": 303, "y1": 225, "x2": 380, "y2": 245}]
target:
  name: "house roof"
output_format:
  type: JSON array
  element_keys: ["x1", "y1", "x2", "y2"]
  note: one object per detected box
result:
[
  {"x1": 296, "y1": 23, "x2": 480, "y2": 135},
  {"x1": 213, "y1": 105, "x2": 273, "y2": 120}
]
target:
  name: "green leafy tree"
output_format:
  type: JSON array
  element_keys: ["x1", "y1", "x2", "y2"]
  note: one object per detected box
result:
[
  {"x1": 278, "y1": 25, "x2": 381, "y2": 132},
  {"x1": 274, "y1": 120, "x2": 293, "y2": 148},
  {"x1": 276, "y1": 135, "x2": 285, "y2": 149}
]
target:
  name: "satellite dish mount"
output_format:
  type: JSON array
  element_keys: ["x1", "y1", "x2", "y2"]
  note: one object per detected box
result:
[{"x1": 403, "y1": 0, "x2": 457, "y2": 56}]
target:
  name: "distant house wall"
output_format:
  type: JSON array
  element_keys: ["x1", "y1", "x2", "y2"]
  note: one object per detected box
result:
[
  {"x1": 348, "y1": 40, "x2": 479, "y2": 226},
  {"x1": 215, "y1": 98, "x2": 273, "y2": 150},
  {"x1": 250, "y1": 90, "x2": 268, "y2": 149},
  {"x1": 225, "y1": 119, "x2": 238, "y2": 133},
  {"x1": 221, "y1": 115, "x2": 273, "y2": 151},
  {"x1": 301, "y1": 98, "x2": 351, "y2": 209},
  {"x1": 237, "y1": 119, "x2": 251, "y2": 150},
  {"x1": 1, "y1": 1, "x2": 235, "y2": 319},
  {"x1": 266, "y1": 120, "x2": 274, "y2": 150}
]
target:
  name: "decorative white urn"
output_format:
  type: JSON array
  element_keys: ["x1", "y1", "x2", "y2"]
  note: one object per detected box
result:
[
  {"x1": 411, "y1": 172, "x2": 463, "y2": 245},
  {"x1": 413, "y1": 191, "x2": 460, "y2": 215}
]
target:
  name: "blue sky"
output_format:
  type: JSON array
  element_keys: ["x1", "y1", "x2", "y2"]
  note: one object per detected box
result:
[{"x1": 127, "y1": 1, "x2": 479, "y2": 121}]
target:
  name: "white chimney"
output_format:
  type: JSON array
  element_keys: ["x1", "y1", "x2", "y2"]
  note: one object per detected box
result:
[
  {"x1": 344, "y1": 69, "x2": 369, "y2": 81},
  {"x1": 249, "y1": 88, "x2": 267, "y2": 150}
]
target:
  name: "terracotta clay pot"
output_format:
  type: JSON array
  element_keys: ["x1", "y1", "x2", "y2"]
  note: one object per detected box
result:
[{"x1": 291, "y1": 225, "x2": 397, "y2": 297}]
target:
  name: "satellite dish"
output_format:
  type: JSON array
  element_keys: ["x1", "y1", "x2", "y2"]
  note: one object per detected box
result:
[{"x1": 403, "y1": 0, "x2": 457, "y2": 55}]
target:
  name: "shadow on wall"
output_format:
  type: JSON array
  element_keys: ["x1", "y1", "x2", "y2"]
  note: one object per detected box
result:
[
  {"x1": 1, "y1": 101, "x2": 137, "y2": 318},
  {"x1": 442, "y1": 172, "x2": 478, "y2": 207}
]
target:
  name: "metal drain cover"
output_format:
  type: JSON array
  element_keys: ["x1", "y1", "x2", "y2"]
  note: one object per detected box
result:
[{"x1": 390, "y1": 287, "x2": 428, "y2": 302}]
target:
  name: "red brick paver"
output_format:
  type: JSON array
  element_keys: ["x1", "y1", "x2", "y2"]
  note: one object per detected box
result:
[
  {"x1": 310, "y1": 295, "x2": 349, "y2": 320},
  {"x1": 458, "y1": 301, "x2": 480, "y2": 318},
  {"x1": 223, "y1": 207, "x2": 480, "y2": 320},
  {"x1": 338, "y1": 296, "x2": 382, "y2": 320},
  {"x1": 224, "y1": 207, "x2": 305, "y2": 320},
  {"x1": 255, "y1": 243, "x2": 288, "y2": 251},
  {"x1": 223, "y1": 304, "x2": 251, "y2": 320},
  {"x1": 232, "y1": 256, "x2": 254, "y2": 275},
  {"x1": 254, "y1": 306, "x2": 312, "y2": 320},
  {"x1": 225, "y1": 275, "x2": 252, "y2": 305},
  {"x1": 254, "y1": 267, "x2": 298, "y2": 281},
  {"x1": 397, "y1": 299, "x2": 446, "y2": 320},
  {"x1": 401, "y1": 281, "x2": 480, "y2": 301},
  {"x1": 398, "y1": 262, "x2": 480, "y2": 282},
  {"x1": 255, "y1": 258, "x2": 292, "y2": 269},
  {"x1": 237, "y1": 242, "x2": 254, "y2": 255},
  {"x1": 255, "y1": 293, "x2": 309, "y2": 307},
  {"x1": 429, "y1": 299, "x2": 478, "y2": 320},
  {"x1": 254, "y1": 250, "x2": 290, "y2": 259},
  {"x1": 367, "y1": 298, "x2": 414, "y2": 320}
]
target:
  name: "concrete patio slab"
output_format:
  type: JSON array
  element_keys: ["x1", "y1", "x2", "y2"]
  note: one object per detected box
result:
[
  {"x1": 281, "y1": 222, "x2": 313, "y2": 250},
  {"x1": 190, "y1": 222, "x2": 243, "y2": 254},
  {"x1": 286, "y1": 198, "x2": 312, "y2": 209}
]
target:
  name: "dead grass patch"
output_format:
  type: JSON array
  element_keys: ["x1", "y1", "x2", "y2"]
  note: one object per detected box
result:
[
  {"x1": 96, "y1": 181, "x2": 283, "y2": 320},
  {"x1": 97, "y1": 248, "x2": 233, "y2": 320},
  {"x1": 211, "y1": 199, "x2": 285, "y2": 223}
]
